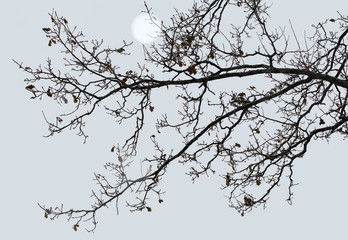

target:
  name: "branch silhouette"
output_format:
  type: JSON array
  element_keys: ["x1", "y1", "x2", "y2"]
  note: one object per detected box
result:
[{"x1": 15, "y1": 0, "x2": 347, "y2": 232}]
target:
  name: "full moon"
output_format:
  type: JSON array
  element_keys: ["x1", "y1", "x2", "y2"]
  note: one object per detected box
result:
[{"x1": 131, "y1": 14, "x2": 161, "y2": 44}]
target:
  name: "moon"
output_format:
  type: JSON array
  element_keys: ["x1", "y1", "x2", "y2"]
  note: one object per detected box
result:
[{"x1": 131, "y1": 14, "x2": 161, "y2": 44}]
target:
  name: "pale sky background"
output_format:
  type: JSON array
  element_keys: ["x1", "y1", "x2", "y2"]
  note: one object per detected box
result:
[{"x1": 1, "y1": 0, "x2": 348, "y2": 239}]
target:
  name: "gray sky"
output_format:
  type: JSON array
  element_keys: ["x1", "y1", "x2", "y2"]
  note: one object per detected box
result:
[{"x1": 1, "y1": 0, "x2": 348, "y2": 239}]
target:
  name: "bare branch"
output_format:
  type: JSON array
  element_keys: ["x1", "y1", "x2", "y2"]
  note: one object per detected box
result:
[{"x1": 16, "y1": 0, "x2": 348, "y2": 231}]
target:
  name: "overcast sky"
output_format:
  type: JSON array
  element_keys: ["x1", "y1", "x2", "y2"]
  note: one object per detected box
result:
[{"x1": 1, "y1": 0, "x2": 348, "y2": 239}]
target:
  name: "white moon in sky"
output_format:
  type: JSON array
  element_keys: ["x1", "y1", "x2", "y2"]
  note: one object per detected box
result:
[{"x1": 131, "y1": 14, "x2": 161, "y2": 44}]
